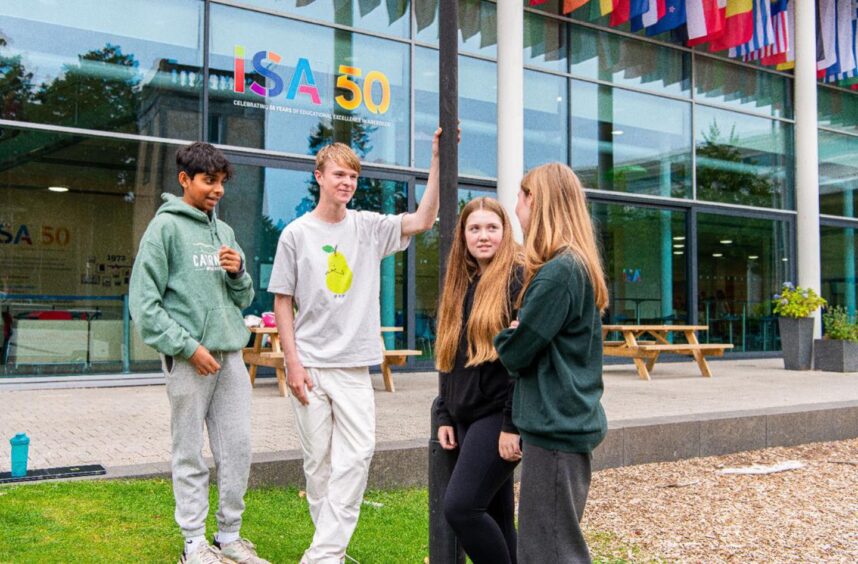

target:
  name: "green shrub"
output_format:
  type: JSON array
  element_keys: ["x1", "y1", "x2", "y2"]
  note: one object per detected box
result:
[
  {"x1": 822, "y1": 306, "x2": 858, "y2": 343},
  {"x1": 772, "y1": 282, "x2": 827, "y2": 318}
]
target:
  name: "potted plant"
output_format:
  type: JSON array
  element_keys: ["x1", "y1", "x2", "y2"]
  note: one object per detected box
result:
[
  {"x1": 814, "y1": 306, "x2": 858, "y2": 372},
  {"x1": 773, "y1": 282, "x2": 827, "y2": 370}
]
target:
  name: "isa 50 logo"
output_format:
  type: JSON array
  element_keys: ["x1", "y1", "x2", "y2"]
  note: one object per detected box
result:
[{"x1": 233, "y1": 46, "x2": 391, "y2": 114}]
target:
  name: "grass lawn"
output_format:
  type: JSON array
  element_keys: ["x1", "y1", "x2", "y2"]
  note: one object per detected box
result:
[{"x1": 0, "y1": 480, "x2": 640, "y2": 563}]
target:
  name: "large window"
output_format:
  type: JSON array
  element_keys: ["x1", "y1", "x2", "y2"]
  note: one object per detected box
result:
[
  {"x1": 819, "y1": 130, "x2": 858, "y2": 218},
  {"x1": 0, "y1": 0, "x2": 203, "y2": 139},
  {"x1": 592, "y1": 203, "x2": 688, "y2": 326},
  {"x1": 0, "y1": 126, "x2": 183, "y2": 375},
  {"x1": 209, "y1": 4, "x2": 411, "y2": 166},
  {"x1": 414, "y1": 48, "x2": 497, "y2": 177},
  {"x1": 697, "y1": 213, "x2": 790, "y2": 352},
  {"x1": 695, "y1": 56, "x2": 792, "y2": 119},
  {"x1": 695, "y1": 106, "x2": 794, "y2": 209},
  {"x1": 821, "y1": 225, "x2": 858, "y2": 318},
  {"x1": 572, "y1": 81, "x2": 692, "y2": 197},
  {"x1": 237, "y1": 0, "x2": 411, "y2": 38}
]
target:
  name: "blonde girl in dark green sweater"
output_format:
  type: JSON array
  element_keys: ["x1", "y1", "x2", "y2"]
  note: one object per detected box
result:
[{"x1": 495, "y1": 162, "x2": 609, "y2": 564}]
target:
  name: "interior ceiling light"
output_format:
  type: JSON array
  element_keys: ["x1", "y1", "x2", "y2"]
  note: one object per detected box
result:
[
  {"x1": 48, "y1": 186, "x2": 69, "y2": 192},
  {"x1": 720, "y1": 239, "x2": 733, "y2": 244},
  {"x1": 673, "y1": 236, "x2": 685, "y2": 240},
  {"x1": 782, "y1": 257, "x2": 789, "y2": 261},
  {"x1": 611, "y1": 129, "x2": 624, "y2": 135},
  {"x1": 748, "y1": 255, "x2": 759, "y2": 260},
  {"x1": 674, "y1": 251, "x2": 684, "y2": 255},
  {"x1": 712, "y1": 253, "x2": 723, "y2": 257},
  {"x1": 674, "y1": 244, "x2": 685, "y2": 248}
]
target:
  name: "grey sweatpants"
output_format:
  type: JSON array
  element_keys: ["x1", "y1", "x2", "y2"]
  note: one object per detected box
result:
[
  {"x1": 517, "y1": 442, "x2": 593, "y2": 564},
  {"x1": 162, "y1": 351, "x2": 252, "y2": 539}
]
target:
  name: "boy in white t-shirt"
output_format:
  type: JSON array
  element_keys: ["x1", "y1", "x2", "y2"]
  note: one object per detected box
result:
[{"x1": 268, "y1": 129, "x2": 445, "y2": 564}]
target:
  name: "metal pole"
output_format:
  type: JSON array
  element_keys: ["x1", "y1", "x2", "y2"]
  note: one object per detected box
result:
[
  {"x1": 430, "y1": 1, "x2": 464, "y2": 563},
  {"x1": 497, "y1": 0, "x2": 524, "y2": 241},
  {"x1": 794, "y1": 0, "x2": 822, "y2": 338}
]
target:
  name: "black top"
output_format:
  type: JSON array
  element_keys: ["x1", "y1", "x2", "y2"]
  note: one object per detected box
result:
[{"x1": 435, "y1": 268, "x2": 523, "y2": 434}]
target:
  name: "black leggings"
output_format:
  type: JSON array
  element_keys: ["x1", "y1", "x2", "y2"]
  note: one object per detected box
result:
[{"x1": 443, "y1": 412, "x2": 519, "y2": 564}]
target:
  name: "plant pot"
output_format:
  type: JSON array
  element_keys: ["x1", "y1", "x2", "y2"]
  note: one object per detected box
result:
[
  {"x1": 778, "y1": 317, "x2": 815, "y2": 370},
  {"x1": 814, "y1": 338, "x2": 858, "y2": 372}
]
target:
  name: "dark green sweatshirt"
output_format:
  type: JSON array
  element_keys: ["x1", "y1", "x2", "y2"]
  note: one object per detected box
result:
[
  {"x1": 129, "y1": 194, "x2": 254, "y2": 358},
  {"x1": 494, "y1": 252, "x2": 606, "y2": 453}
]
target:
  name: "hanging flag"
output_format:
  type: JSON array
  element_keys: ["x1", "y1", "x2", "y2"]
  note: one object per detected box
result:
[
  {"x1": 817, "y1": 0, "x2": 837, "y2": 71},
  {"x1": 829, "y1": 0, "x2": 856, "y2": 77},
  {"x1": 589, "y1": 0, "x2": 615, "y2": 20},
  {"x1": 685, "y1": 0, "x2": 724, "y2": 41},
  {"x1": 611, "y1": 0, "x2": 632, "y2": 25},
  {"x1": 761, "y1": 0, "x2": 794, "y2": 67},
  {"x1": 528, "y1": 0, "x2": 550, "y2": 5},
  {"x1": 645, "y1": 0, "x2": 686, "y2": 35},
  {"x1": 630, "y1": 0, "x2": 664, "y2": 31},
  {"x1": 729, "y1": 0, "x2": 774, "y2": 58},
  {"x1": 563, "y1": 0, "x2": 592, "y2": 13},
  {"x1": 708, "y1": 0, "x2": 754, "y2": 51}
]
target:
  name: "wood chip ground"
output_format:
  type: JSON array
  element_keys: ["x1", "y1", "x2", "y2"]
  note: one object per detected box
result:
[{"x1": 520, "y1": 438, "x2": 858, "y2": 562}]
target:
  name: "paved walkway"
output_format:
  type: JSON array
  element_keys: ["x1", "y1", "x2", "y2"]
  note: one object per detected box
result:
[{"x1": 1, "y1": 358, "x2": 857, "y2": 472}]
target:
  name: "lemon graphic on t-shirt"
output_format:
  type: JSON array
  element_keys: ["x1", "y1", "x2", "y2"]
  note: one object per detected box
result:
[{"x1": 323, "y1": 245, "x2": 353, "y2": 295}]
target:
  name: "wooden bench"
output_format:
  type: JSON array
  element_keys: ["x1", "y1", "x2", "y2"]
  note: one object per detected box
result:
[
  {"x1": 379, "y1": 327, "x2": 422, "y2": 393},
  {"x1": 242, "y1": 326, "x2": 421, "y2": 395},
  {"x1": 603, "y1": 324, "x2": 733, "y2": 380}
]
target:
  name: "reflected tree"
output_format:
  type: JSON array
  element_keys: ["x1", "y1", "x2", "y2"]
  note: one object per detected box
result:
[
  {"x1": 36, "y1": 44, "x2": 139, "y2": 131},
  {"x1": 696, "y1": 121, "x2": 775, "y2": 206},
  {"x1": 0, "y1": 36, "x2": 35, "y2": 122}
]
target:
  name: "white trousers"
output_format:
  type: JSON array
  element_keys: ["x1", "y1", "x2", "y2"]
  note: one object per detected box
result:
[{"x1": 291, "y1": 367, "x2": 376, "y2": 564}]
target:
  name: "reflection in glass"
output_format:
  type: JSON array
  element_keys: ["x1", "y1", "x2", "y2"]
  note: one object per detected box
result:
[
  {"x1": 0, "y1": 126, "x2": 184, "y2": 375},
  {"x1": 591, "y1": 203, "x2": 687, "y2": 327},
  {"x1": 413, "y1": 186, "x2": 494, "y2": 362},
  {"x1": 235, "y1": 0, "x2": 411, "y2": 38},
  {"x1": 0, "y1": 0, "x2": 203, "y2": 138},
  {"x1": 697, "y1": 213, "x2": 789, "y2": 352},
  {"x1": 695, "y1": 56, "x2": 792, "y2": 119},
  {"x1": 570, "y1": 26, "x2": 691, "y2": 97},
  {"x1": 821, "y1": 225, "x2": 858, "y2": 319},
  {"x1": 415, "y1": 48, "x2": 497, "y2": 177},
  {"x1": 218, "y1": 166, "x2": 407, "y2": 348},
  {"x1": 209, "y1": 5, "x2": 410, "y2": 166},
  {"x1": 819, "y1": 130, "x2": 858, "y2": 218},
  {"x1": 571, "y1": 80, "x2": 692, "y2": 197},
  {"x1": 523, "y1": 10, "x2": 567, "y2": 72},
  {"x1": 415, "y1": 0, "x2": 498, "y2": 57},
  {"x1": 818, "y1": 85, "x2": 858, "y2": 135},
  {"x1": 524, "y1": 70, "x2": 567, "y2": 169},
  {"x1": 695, "y1": 106, "x2": 793, "y2": 209}
]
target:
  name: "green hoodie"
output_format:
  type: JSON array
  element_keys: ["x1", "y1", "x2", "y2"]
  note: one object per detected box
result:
[{"x1": 129, "y1": 193, "x2": 254, "y2": 359}]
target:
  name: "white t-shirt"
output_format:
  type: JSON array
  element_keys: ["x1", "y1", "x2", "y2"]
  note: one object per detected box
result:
[{"x1": 267, "y1": 209, "x2": 411, "y2": 367}]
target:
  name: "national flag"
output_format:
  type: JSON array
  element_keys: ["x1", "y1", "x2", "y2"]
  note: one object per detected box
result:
[
  {"x1": 686, "y1": 0, "x2": 726, "y2": 45},
  {"x1": 708, "y1": 0, "x2": 754, "y2": 52},
  {"x1": 817, "y1": 0, "x2": 837, "y2": 71},
  {"x1": 645, "y1": 0, "x2": 686, "y2": 35},
  {"x1": 729, "y1": 0, "x2": 774, "y2": 58},
  {"x1": 562, "y1": 0, "x2": 592, "y2": 13},
  {"x1": 630, "y1": 0, "x2": 665, "y2": 32},
  {"x1": 685, "y1": 0, "x2": 724, "y2": 40},
  {"x1": 760, "y1": 0, "x2": 794, "y2": 66},
  {"x1": 590, "y1": 0, "x2": 615, "y2": 20},
  {"x1": 611, "y1": 0, "x2": 632, "y2": 25}
]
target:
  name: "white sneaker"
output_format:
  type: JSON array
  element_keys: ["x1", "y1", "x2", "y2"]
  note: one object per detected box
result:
[
  {"x1": 179, "y1": 542, "x2": 235, "y2": 564},
  {"x1": 216, "y1": 538, "x2": 270, "y2": 564}
]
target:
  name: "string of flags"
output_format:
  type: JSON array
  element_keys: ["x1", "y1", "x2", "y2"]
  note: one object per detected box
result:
[{"x1": 528, "y1": 0, "x2": 858, "y2": 89}]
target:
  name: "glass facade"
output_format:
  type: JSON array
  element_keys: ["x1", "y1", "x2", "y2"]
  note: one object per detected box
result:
[{"x1": 2, "y1": 0, "x2": 857, "y2": 376}]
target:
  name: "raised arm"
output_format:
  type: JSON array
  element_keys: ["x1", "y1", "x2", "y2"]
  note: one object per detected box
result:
[{"x1": 401, "y1": 127, "x2": 442, "y2": 236}]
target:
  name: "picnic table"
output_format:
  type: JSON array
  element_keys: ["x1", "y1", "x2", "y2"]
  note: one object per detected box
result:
[
  {"x1": 602, "y1": 324, "x2": 733, "y2": 380},
  {"x1": 242, "y1": 326, "x2": 420, "y2": 396}
]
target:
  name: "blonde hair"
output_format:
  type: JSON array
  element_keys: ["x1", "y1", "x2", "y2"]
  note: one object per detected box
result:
[
  {"x1": 315, "y1": 142, "x2": 361, "y2": 174},
  {"x1": 435, "y1": 198, "x2": 521, "y2": 372},
  {"x1": 519, "y1": 162, "x2": 608, "y2": 312}
]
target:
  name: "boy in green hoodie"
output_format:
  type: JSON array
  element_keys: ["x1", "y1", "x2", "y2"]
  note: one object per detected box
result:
[{"x1": 129, "y1": 142, "x2": 269, "y2": 564}]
